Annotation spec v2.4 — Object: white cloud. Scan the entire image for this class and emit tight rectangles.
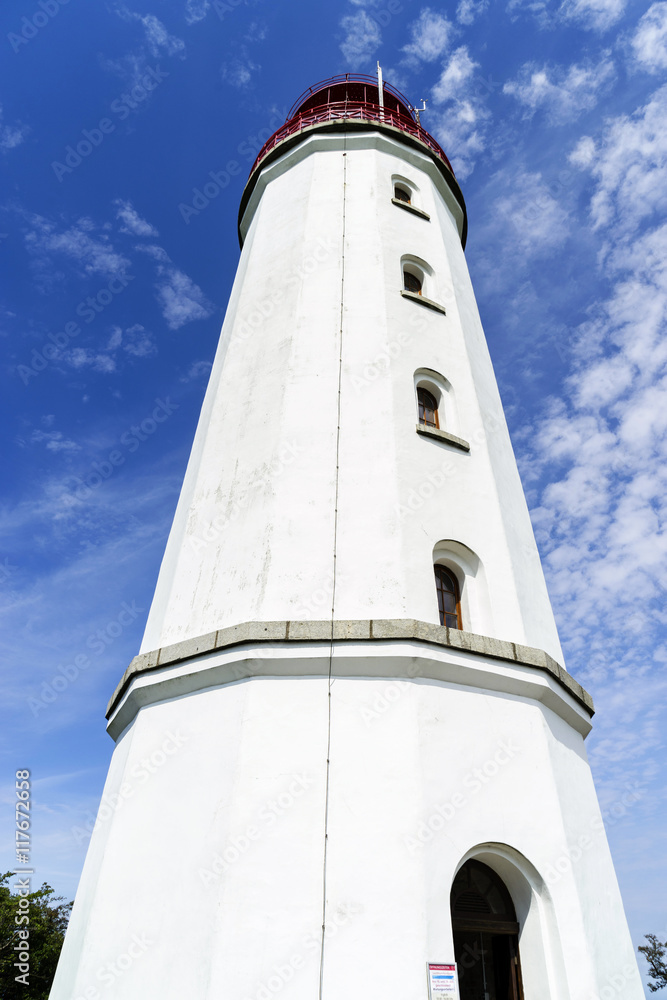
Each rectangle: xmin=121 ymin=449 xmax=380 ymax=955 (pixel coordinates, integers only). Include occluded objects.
xmin=122 ymin=323 xmax=156 ymax=356
xmin=492 ymin=170 xmax=572 ymax=254
xmin=508 ymin=0 xmax=626 ymax=31
xmin=245 ymin=21 xmax=268 ymax=43
xmin=0 ymin=105 xmax=29 ymax=151
xmin=135 ymin=243 xmax=170 ymax=262
xmin=517 ymin=90 xmax=667 ymax=743
xmin=106 ymin=323 xmax=157 ymax=357
xmin=401 ymin=9 xmax=453 ymax=66
xmin=155 ymin=268 xmax=213 ymax=329
xmin=99 ymin=51 xmax=150 ymax=89
xmin=340 ymin=11 xmax=382 ymax=68
xmin=41 ymin=322 xmax=158 ymax=374
xmin=114 ymin=199 xmax=158 ymax=237
xmin=504 ymin=54 xmax=615 ymax=123
xmin=558 ymin=0 xmax=626 ymax=30
xmin=568 ymin=84 xmax=667 ymax=232
xmin=630 ymin=1 xmax=667 ymax=73
xmin=65 ymin=348 xmax=117 ymax=373
xmin=185 ymin=0 xmax=210 ymax=23
xmin=430 ymin=47 xmax=491 ymax=179
xmin=24 ymin=216 xmax=130 ymax=278
xmin=181 ymin=359 xmax=212 ymax=382
xmin=29 ymin=431 xmax=81 ymax=453
xmin=220 ymin=55 xmax=260 ymax=88
xmin=117 ymin=7 xmax=186 ymax=57
xmin=457 ymin=0 xmax=489 ymax=23
xmin=433 ymin=44 xmax=478 ymax=101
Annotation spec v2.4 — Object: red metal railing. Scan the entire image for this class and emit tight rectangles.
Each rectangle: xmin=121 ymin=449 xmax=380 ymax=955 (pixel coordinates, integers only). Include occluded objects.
xmin=287 ymin=74 xmax=415 ymax=119
xmin=249 ymin=101 xmax=454 ymax=178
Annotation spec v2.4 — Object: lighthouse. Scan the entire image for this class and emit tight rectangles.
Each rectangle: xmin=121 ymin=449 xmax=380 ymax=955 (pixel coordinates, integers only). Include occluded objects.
xmin=51 ymin=74 xmax=643 ymax=1000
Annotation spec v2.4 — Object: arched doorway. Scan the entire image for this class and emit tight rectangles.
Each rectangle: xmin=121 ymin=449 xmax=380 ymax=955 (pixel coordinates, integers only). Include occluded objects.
xmin=451 ymin=859 xmax=524 ymax=1000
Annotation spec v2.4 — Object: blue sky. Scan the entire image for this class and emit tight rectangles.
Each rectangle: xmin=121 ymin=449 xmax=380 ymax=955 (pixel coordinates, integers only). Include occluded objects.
xmin=1 ymin=0 xmax=666 ymax=989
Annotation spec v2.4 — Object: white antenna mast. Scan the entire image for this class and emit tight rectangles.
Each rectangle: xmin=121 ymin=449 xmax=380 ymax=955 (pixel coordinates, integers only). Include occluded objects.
xmin=377 ymin=61 xmax=384 ymax=112
xmin=410 ymin=98 xmax=428 ymax=126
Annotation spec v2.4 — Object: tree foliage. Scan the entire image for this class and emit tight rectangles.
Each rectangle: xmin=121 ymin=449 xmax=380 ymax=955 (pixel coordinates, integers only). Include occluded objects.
xmin=0 ymin=873 xmax=71 ymax=999
xmin=639 ymin=934 xmax=667 ymax=992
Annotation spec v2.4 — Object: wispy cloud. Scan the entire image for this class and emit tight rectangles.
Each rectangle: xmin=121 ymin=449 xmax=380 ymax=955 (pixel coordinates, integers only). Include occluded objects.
xmin=181 ymin=359 xmax=212 ymax=382
xmin=430 ymin=46 xmax=491 ymax=178
xmin=24 ymin=216 xmax=130 ymax=278
xmin=629 ymin=1 xmax=667 ymax=74
xmin=0 ymin=105 xmax=29 ymax=151
xmin=155 ymin=267 xmax=213 ymax=329
xmin=401 ymin=8 xmax=453 ymax=66
xmin=508 ymin=0 xmax=627 ymax=32
xmin=504 ymin=53 xmax=616 ymax=123
xmin=185 ymin=0 xmax=210 ymax=24
xmin=569 ymin=83 xmax=667 ymax=231
xmin=220 ymin=54 xmax=260 ymax=88
xmin=114 ymin=199 xmax=159 ymax=237
xmin=115 ymin=6 xmax=186 ymax=57
xmin=558 ymin=0 xmax=626 ymax=31
xmin=340 ymin=10 xmax=382 ymax=68
xmin=28 ymin=430 xmax=81 ymax=453
xmin=457 ymin=0 xmax=489 ymax=24
xmin=513 ymin=85 xmax=667 ymax=798
xmin=57 ymin=323 xmax=157 ymax=373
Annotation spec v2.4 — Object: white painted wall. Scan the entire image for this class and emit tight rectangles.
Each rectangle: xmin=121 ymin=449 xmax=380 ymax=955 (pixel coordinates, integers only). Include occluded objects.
xmin=50 ymin=646 xmax=643 ymax=1000
xmin=140 ymin=132 xmax=563 ymax=665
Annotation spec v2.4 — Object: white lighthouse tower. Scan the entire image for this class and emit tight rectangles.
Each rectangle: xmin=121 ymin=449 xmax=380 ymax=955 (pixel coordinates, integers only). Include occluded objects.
xmin=51 ymin=74 xmax=643 ymax=1000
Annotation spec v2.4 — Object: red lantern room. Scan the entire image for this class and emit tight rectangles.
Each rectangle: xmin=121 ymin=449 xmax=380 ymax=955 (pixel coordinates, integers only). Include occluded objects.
xmin=240 ymin=72 xmax=467 ymax=247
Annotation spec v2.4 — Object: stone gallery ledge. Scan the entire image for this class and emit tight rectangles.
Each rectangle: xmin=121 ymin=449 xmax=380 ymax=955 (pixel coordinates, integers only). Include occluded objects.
xmin=108 ymin=619 xmax=593 ymax=719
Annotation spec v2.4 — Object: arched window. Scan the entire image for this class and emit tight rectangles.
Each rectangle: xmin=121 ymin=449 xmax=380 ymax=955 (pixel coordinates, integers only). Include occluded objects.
xmin=403 ymin=269 xmax=422 ymax=295
xmin=394 ymin=184 xmax=411 ymax=204
xmin=418 ymin=387 xmax=439 ymax=428
xmin=451 ymin=860 xmax=524 ymax=1000
xmin=434 ymin=564 xmax=461 ymax=629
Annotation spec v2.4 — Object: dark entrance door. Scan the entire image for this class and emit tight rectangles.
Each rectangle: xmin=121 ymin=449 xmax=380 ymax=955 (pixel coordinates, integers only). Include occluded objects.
xmin=450 ymin=860 xmax=524 ymax=1000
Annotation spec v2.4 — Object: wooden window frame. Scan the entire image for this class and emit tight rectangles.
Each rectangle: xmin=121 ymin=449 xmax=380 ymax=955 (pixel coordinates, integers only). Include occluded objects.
xmin=403 ymin=269 xmax=422 ymax=295
xmin=434 ymin=563 xmax=461 ymax=629
xmin=417 ymin=386 xmax=439 ymax=429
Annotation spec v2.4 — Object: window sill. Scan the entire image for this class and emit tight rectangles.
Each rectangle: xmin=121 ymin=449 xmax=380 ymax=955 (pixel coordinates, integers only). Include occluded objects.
xmin=391 ymin=198 xmax=431 ymax=221
xmin=401 ymin=289 xmax=447 ymax=315
xmin=416 ymin=424 xmax=470 ymax=452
